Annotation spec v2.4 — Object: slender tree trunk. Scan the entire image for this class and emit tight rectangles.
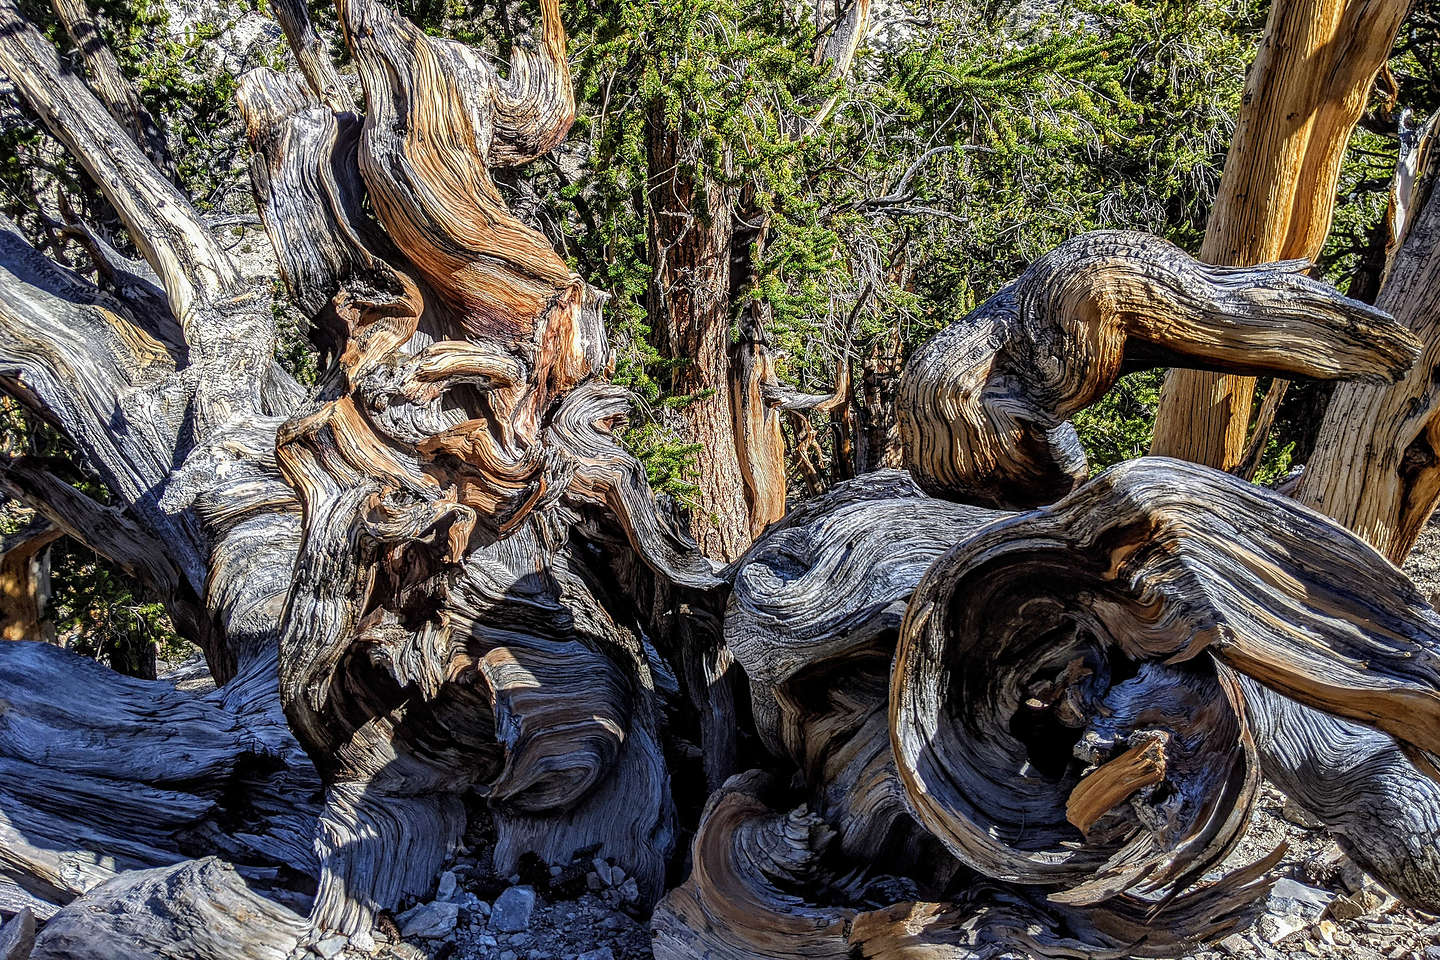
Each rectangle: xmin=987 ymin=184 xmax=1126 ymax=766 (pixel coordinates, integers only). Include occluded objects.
xmin=1149 ymin=0 xmax=1409 ymax=468
xmin=0 ymin=518 xmax=58 ymax=643
xmin=856 ymin=323 xmax=903 ymax=472
xmin=49 ymin=0 xmax=176 ymax=180
xmin=646 ymin=116 xmax=754 ymax=561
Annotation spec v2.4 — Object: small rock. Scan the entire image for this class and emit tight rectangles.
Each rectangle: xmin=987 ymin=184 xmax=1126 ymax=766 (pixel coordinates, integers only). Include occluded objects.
xmin=1313 ymin=920 xmax=1337 ymax=946
xmin=550 ymin=865 xmax=563 ymax=877
xmin=313 ymin=935 xmax=348 ymax=959
xmin=1327 ymin=894 xmax=1367 ymax=922
xmin=591 ymin=858 xmax=614 ymax=886
xmin=1218 ymin=933 xmax=1251 ymax=956
xmin=492 ymin=885 xmax=537 ymax=933
xmin=576 ymin=949 xmax=615 ymax=960
xmin=509 ymin=933 xmax=532 ymax=946
xmin=397 ymin=900 xmax=460 ymax=939
xmin=474 ymin=899 xmax=492 ymax=918
xmin=436 ymin=869 xmax=458 ymax=902
xmin=0 ymin=908 xmax=36 ymax=960
xmin=477 ymin=934 xmax=498 ymax=948
xmin=1337 ymin=857 xmax=1376 ymax=896
xmin=1259 ymin=913 xmax=1306 ymax=945
xmin=1268 ymin=878 xmax=1334 ymax=920
xmin=500 ymin=952 xmax=518 ymax=960
xmin=1280 ymin=798 xmax=1325 ymax=830
xmin=586 ymin=873 xmax=602 ymax=892
xmin=616 ymin=877 xmax=640 ymax=903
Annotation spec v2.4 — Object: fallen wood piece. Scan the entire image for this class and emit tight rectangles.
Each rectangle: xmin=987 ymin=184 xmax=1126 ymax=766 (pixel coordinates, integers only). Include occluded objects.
xmin=29 ymin=859 xmax=305 ymax=960
xmin=0 ymin=641 xmax=319 ymax=905
xmin=898 ymin=230 xmax=1419 ymax=509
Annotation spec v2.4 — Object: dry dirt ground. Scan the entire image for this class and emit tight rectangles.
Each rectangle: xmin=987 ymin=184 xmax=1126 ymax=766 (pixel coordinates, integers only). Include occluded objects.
xmin=323 ymin=523 xmax=1440 ymax=960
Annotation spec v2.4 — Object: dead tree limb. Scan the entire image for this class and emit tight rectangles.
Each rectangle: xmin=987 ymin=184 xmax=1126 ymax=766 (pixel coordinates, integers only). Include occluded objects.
xmin=897 ymin=230 xmax=1417 ymax=509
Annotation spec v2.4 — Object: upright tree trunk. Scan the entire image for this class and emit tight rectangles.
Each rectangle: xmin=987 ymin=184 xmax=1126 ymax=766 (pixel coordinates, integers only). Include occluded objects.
xmin=0 ymin=518 xmax=58 ymax=643
xmin=646 ymin=118 xmax=754 ymax=561
xmin=1296 ymin=123 xmax=1440 ymax=563
xmin=643 ymin=0 xmax=872 ymax=561
xmin=1148 ymin=0 xmax=1408 ymax=468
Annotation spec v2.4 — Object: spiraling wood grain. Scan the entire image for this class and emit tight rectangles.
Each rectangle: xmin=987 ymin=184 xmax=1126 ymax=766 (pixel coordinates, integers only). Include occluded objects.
xmin=892 ymin=457 xmax=1440 ymax=908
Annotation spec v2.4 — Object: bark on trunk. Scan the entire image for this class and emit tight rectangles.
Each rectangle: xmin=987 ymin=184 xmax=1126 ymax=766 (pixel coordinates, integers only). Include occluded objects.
xmin=0 ymin=519 xmax=57 ymax=644
xmin=1148 ymin=0 xmax=1409 ymax=469
xmin=1296 ymin=119 xmax=1440 ymax=563
xmin=646 ymin=120 xmax=752 ymax=561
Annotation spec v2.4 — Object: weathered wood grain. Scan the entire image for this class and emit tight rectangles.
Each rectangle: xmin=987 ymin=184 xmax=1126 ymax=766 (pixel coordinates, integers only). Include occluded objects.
xmin=1298 ymin=122 xmax=1440 ymax=563
xmin=898 ymin=230 xmax=1416 ymax=509
xmin=29 ymin=859 xmax=306 ymax=960
xmin=892 ymin=458 xmax=1440 ymax=908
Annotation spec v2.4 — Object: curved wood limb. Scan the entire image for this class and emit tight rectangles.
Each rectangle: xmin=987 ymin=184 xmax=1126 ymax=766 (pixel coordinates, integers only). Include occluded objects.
xmin=899 ymin=230 xmax=1419 ymax=509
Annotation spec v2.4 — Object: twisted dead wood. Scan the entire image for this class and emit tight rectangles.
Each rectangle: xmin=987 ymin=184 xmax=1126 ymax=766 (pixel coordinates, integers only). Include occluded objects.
xmin=898 ymin=230 xmax=1418 ymax=509
xmin=652 ymin=769 xmax=1278 ymax=960
xmin=669 ymin=457 xmax=1440 ymax=958
xmin=238 ymin=0 xmax=719 ymax=940
xmin=892 ymin=458 xmax=1440 ymax=906
xmin=4 ymin=0 xmax=1440 ymax=953
xmin=725 ymin=470 xmax=1001 ymax=884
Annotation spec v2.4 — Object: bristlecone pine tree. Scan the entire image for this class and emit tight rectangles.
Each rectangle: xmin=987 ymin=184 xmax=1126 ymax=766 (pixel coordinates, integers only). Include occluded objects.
xmin=2 ymin=0 xmax=1440 ymax=957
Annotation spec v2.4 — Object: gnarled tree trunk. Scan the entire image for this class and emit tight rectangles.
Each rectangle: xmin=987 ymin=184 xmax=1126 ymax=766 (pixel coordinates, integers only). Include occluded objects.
xmin=2 ymin=0 xmax=1440 ymax=957
xmin=1297 ymin=119 xmax=1440 ymax=563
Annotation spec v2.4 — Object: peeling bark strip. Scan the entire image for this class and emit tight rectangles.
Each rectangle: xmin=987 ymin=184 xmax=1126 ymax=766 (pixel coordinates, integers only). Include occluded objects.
xmin=897 ymin=230 xmax=1417 ymax=509
xmin=1149 ymin=0 xmax=1410 ymax=469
